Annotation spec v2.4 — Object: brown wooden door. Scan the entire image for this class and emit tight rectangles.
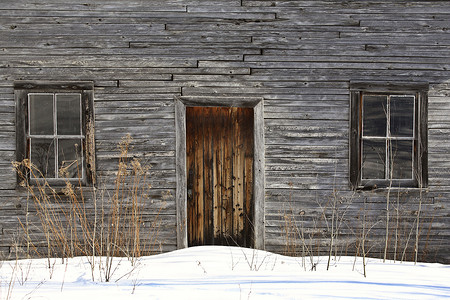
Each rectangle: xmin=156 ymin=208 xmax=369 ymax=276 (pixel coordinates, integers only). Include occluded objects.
xmin=186 ymin=107 xmax=254 ymax=247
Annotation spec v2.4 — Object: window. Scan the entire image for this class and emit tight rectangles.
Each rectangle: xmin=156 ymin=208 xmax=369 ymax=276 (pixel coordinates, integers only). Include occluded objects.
xmin=15 ymin=82 xmax=95 ymax=185
xmin=350 ymin=82 xmax=428 ymax=189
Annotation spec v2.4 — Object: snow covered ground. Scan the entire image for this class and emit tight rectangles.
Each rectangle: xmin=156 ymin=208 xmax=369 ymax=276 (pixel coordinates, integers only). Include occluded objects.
xmin=1 ymin=246 xmax=449 ymax=299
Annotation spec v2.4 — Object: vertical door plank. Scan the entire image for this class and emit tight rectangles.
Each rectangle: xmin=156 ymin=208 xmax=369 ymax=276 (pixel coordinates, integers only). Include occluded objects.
xmin=213 ymin=107 xmax=221 ymax=242
xmin=220 ymin=108 xmax=228 ymax=242
xmin=243 ymin=108 xmax=254 ymax=247
xmin=190 ymin=107 xmax=197 ymax=245
xmin=195 ymin=107 xmax=204 ymax=245
xmin=231 ymin=107 xmax=239 ymax=243
xmin=187 ymin=106 xmax=254 ymax=247
xmin=234 ymin=107 xmax=245 ymax=244
xmin=203 ymin=107 xmax=213 ymax=243
xmin=224 ymin=108 xmax=234 ymax=243
xmin=192 ymin=107 xmax=200 ymax=245
xmin=186 ymin=107 xmax=195 ymax=245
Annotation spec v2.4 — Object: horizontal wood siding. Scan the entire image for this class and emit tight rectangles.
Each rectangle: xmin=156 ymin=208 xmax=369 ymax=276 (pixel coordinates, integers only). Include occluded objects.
xmin=0 ymin=0 xmax=449 ymax=263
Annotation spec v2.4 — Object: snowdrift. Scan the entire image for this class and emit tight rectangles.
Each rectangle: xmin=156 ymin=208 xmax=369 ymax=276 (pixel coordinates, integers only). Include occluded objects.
xmin=1 ymin=246 xmax=449 ymax=299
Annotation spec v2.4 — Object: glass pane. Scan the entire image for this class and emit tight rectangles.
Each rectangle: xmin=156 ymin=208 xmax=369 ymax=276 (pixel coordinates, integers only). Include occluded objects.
xmin=390 ymin=96 xmax=414 ymax=137
xmin=390 ymin=140 xmax=413 ymax=179
xmin=58 ymin=139 xmax=83 ymax=179
xmin=362 ymin=139 xmax=386 ymax=179
xmin=30 ymin=138 xmax=55 ymax=178
xmin=57 ymin=94 xmax=81 ymax=135
xmin=29 ymin=94 xmax=54 ymax=135
xmin=363 ymin=95 xmax=387 ymax=137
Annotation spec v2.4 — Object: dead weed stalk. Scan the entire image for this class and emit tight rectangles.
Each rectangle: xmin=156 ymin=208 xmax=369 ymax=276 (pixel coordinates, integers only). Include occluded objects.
xmin=12 ymin=135 xmax=161 ymax=282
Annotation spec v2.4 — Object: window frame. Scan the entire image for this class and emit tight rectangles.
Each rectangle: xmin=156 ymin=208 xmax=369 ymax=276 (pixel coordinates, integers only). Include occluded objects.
xmin=349 ymin=82 xmax=428 ymax=190
xmin=15 ymin=81 xmax=96 ymax=186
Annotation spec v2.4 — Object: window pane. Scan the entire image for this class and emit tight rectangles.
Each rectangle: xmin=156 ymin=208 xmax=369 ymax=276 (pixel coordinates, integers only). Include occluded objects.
xmin=390 ymin=140 xmax=413 ymax=179
xmin=57 ymin=94 xmax=81 ymax=135
xmin=362 ymin=139 xmax=386 ymax=179
xmin=30 ymin=138 xmax=55 ymax=178
xmin=390 ymin=96 xmax=414 ymax=137
xmin=29 ymin=94 xmax=54 ymax=135
xmin=58 ymin=139 xmax=82 ymax=179
xmin=363 ymin=95 xmax=387 ymax=137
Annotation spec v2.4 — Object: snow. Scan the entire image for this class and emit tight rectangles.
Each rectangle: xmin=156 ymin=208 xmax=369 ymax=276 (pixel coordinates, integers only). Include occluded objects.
xmin=1 ymin=246 xmax=449 ymax=299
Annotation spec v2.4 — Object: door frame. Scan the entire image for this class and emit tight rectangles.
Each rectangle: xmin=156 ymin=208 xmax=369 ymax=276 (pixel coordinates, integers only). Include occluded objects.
xmin=175 ymin=96 xmax=265 ymax=250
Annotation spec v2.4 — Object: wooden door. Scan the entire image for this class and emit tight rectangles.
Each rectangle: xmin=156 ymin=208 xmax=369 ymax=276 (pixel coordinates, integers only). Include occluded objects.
xmin=186 ymin=107 xmax=254 ymax=247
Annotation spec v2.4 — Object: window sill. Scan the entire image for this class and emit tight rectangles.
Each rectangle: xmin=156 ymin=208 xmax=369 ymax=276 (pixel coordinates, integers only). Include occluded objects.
xmin=16 ymin=181 xmax=96 ymax=196
xmin=355 ymin=179 xmax=426 ymax=191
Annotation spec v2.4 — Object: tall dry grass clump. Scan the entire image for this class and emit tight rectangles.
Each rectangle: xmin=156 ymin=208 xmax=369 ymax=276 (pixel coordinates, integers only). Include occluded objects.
xmin=12 ymin=135 xmax=160 ymax=270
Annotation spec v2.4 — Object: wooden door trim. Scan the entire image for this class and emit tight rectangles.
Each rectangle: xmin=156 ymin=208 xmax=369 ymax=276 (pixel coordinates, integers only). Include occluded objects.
xmin=175 ymin=96 xmax=265 ymax=250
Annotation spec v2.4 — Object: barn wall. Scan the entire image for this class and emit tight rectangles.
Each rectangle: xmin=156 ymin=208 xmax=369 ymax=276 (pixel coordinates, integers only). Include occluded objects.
xmin=0 ymin=0 xmax=449 ymax=263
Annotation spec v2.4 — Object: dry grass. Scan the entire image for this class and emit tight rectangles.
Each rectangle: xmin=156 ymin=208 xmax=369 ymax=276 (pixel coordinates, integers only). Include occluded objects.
xmin=280 ymin=185 xmax=433 ymax=274
xmin=11 ymin=135 xmax=162 ymax=274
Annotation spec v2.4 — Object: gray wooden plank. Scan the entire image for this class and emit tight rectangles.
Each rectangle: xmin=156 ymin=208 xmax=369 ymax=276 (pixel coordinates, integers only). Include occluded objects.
xmin=198 ymin=60 xmax=450 ymax=71
xmin=340 ymin=32 xmax=450 ymax=44
xmin=0 ymin=46 xmax=261 ymax=56
xmin=1 ymin=23 xmax=166 ymax=36
xmin=183 ymin=86 xmax=349 ymax=95
xmin=0 ymin=2 xmax=187 ymax=12
xmin=97 ymin=156 xmax=175 ymax=171
xmin=1 ymin=55 xmax=198 ymax=68
xmin=263 ymin=47 xmax=450 ymax=58
xmin=0 ymin=10 xmax=275 ymax=20
xmin=166 ymin=23 xmax=364 ymax=33
xmin=245 ymin=55 xmax=448 ymax=65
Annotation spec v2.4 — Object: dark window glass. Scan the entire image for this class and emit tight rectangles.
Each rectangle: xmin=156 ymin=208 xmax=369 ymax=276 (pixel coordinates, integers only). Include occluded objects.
xmin=29 ymin=94 xmax=53 ymax=135
xmin=363 ymin=95 xmax=387 ymax=137
xmin=30 ymin=138 xmax=55 ymax=178
xmin=362 ymin=139 xmax=386 ymax=179
xmin=390 ymin=96 xmax=414 ymax=137
xmin=58 ymin=139 xmax=82 ymax=178
xmin=390 ymin=140 xmax=413 ymax=179
xmin=57 ymin=94 xmax=81 ymax=135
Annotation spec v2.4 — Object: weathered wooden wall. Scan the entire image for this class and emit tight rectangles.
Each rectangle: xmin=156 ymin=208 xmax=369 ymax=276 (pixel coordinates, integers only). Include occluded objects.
xmin=0 ymin=0 xmax=449 ymax=263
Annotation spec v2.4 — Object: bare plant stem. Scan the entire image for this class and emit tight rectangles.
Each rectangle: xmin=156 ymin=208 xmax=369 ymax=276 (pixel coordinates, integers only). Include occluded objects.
xmin=384 ymin=187 xmax=390 ymax=263
xmin=384 ymin=143 xmax=394 ymax=263
xmin=401 ymin=218 xmax=416 ymax=262
xmin=361 ymin=197 xmax=367 ymax=277
xmin=327 ymin=190 xmax=336 ymax=270
xmin=12 ymin=134 xmax=156 ymax=283
xmin=415 ymin=184 xmax=423 ymax=264
xmin=394 ymin=190 xmax=400 ymax=262
xmin=25 ymin=191 xmax=30 ymax=258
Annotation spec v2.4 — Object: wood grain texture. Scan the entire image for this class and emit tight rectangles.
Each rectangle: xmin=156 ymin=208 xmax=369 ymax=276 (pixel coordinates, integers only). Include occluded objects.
xmin=186 ymin=107 xmax=254 ymax=247
xmin=0 ymin=0 xmax=449 ymax=263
